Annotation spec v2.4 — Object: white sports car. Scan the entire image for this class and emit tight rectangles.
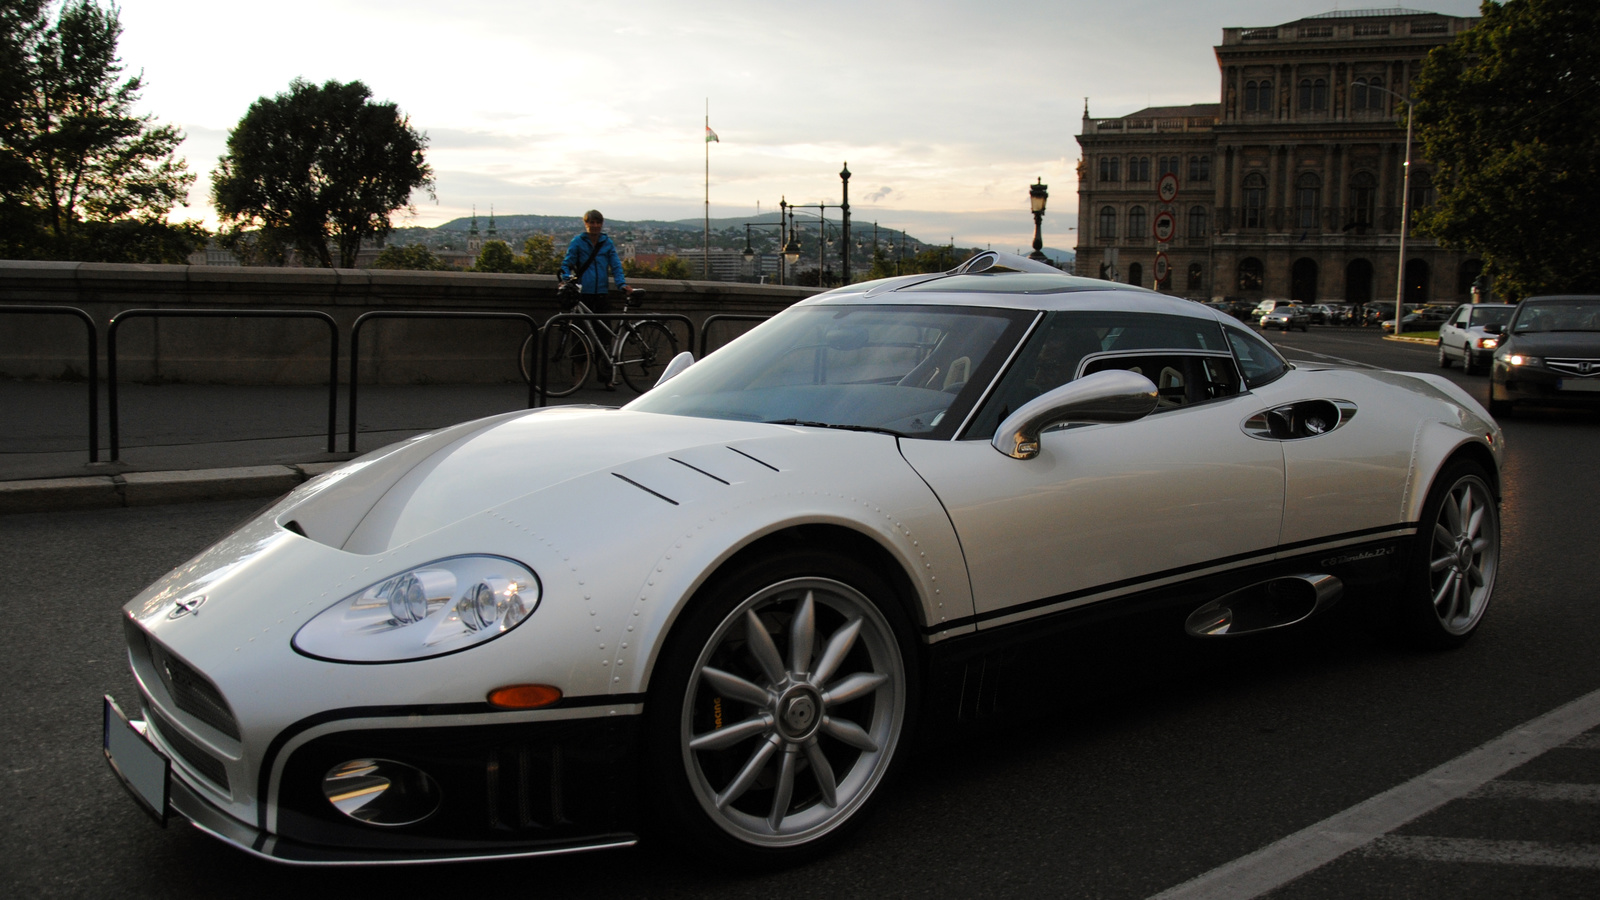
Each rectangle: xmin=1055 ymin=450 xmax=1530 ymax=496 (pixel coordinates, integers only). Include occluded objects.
xmin=103 ymin=252 xmax=1503 ymax=867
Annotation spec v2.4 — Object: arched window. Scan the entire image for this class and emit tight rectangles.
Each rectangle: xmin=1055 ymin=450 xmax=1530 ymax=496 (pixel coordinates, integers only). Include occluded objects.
xmin=1099 ymin=206 xmax=1117 ymax=240
xmin=1296 ymin=173 xmax=1321 ymax=229
xmin=1187 ymin=263 xmax=1204 ymax=291
xmin=1242 ymin=173 xmax=1266 ymax=228
xmin=1128 ymin=262 xmax=1143 ymax=286
xmin=1128 ymin=206 xmax=1147 ymax=239
xmin=1350 ymin=171 xmax=1376 ymax=228
xmin=1364 ymin=76 xmax=1384 ymax=110
xmin=1237 ymin=257 xmax=1264 ymax=292
xmin=1188 ymin=205 xmax=1207 ymax=238
xmin=1298 ymin=78 xmax=1328 ymax=112
xmin=1188 ymin=155 xmax=1211 ymax=182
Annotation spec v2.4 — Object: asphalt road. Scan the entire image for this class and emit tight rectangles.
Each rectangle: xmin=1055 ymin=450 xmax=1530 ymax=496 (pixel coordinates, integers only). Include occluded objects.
xmin=3 ymin=327 xmax=1599 ymax=898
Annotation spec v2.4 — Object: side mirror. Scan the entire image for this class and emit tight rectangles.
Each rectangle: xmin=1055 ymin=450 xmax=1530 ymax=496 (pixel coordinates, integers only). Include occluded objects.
xmin=991 ymin=370 xmax=1159 ymax=459
xmin=653 ymin=350 xmax=696 ymax=388
xmin=1483 ymin=323 xmax=1505 ymax=335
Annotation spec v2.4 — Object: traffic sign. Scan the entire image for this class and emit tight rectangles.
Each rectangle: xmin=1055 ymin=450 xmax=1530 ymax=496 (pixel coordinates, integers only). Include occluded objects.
xmin=1153 ymin=211 xmax=1176 ymax=243
xmin=1154 ymin=252 xmax=1170 ymax=284
xmin=1158 ymin=172 xmax=1179 ymax=203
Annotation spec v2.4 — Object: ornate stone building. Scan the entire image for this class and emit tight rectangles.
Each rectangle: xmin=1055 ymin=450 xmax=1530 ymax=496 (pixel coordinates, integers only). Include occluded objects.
xmin=1075 ymin=8 xmax=1482 ymax=306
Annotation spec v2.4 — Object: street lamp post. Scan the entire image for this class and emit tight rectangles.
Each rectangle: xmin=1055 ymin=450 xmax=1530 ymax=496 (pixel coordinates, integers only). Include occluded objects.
xmin=1369 ymin=83 xmax=1416 ymax=335
xmin=840 ymin=163 xmax=852 ymax=284
xmin=1028 ymin=178 xmax=1050 ymax=262
xmin=740 ymin=220 xmax=786 ymax=284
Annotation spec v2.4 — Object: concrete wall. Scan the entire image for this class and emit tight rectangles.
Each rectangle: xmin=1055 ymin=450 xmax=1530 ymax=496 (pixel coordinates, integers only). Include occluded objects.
xmin=0 ymin=261 xmax=817 ymax=384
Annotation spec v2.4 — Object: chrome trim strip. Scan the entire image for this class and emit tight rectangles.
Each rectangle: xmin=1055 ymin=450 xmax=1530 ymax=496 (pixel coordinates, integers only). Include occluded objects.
xmin=953 ymin=311 xmax=1045 ymax=441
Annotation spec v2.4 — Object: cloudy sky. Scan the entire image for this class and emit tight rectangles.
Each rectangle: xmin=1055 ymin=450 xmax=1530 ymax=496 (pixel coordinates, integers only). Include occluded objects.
xmin=118 ymin=0 xmax=1484 ymax=249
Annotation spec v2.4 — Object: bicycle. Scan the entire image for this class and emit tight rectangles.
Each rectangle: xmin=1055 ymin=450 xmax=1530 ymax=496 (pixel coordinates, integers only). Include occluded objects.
xmin=520 ymin=286 xmax=679 ymax=397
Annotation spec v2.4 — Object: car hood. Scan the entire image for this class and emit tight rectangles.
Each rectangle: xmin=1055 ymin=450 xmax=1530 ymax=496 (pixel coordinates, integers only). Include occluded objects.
xmin=1501 ymin=331 xmax=1600 ymax=356
xmin=281 ymin=406 xmax=814 ymax=554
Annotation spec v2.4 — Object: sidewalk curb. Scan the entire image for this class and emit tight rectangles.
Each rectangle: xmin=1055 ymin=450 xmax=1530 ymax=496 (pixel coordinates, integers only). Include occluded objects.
xmin=0 ymin=462 xmax=343 ymax=515
xmin=1384 ymin=334 xmax=1439 ymax=345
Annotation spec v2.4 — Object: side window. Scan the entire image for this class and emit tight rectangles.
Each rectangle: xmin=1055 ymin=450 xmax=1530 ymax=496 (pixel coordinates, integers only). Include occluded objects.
xmin=1452 ymin=308 xmax=1469 ymax=327
xmin=1223 ymin=325 xmax=1290 ymax=388
xmin=963 ymin=312 xmax=1239 ymax=439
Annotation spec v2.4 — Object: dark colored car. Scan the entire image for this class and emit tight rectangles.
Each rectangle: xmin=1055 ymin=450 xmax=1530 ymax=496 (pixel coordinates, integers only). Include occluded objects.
xmin=1489 ymin=295 xmax=1600 ymax=417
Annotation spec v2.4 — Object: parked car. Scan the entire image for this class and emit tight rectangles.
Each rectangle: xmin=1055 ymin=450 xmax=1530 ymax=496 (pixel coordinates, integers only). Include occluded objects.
xmin=1489 ymin=294 xmax=1600 ymax=416
xmin=1304 ymin=304 xmax=1336 ymax=325
xmin=103 ymin=251 xmax=1503 ymax=867
xmin=1437 ymin=303 xmax=1516 ymax=374
xmin=1382 ymin=312 xmax=1425 ymax=332
xmin=1261 ymin=305 xmax=1311 ymax=331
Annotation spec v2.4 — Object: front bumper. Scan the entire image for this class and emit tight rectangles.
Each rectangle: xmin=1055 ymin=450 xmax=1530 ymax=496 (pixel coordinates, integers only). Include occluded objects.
xmin=1493 ymin=365 xmax=1600 ymax=407
xmin=105 ymin=693 xmax=644 ymax=865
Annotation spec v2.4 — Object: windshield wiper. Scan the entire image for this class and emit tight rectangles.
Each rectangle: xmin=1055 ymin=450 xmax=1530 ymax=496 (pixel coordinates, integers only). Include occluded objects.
xmin=764 ymin=418 xmax=905 ymax=437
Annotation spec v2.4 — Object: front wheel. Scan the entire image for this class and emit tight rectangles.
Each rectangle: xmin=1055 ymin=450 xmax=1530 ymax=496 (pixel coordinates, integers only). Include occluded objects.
xmin=1437 ymin=341 xmax=1452 ymax=368
xmin=646 ymin=551 xmax=917 ymax=864
xmin=1398 ymin=460 xmax=1499 ymax=649
xmin=619 ymin=321 xmax=680 ymax=392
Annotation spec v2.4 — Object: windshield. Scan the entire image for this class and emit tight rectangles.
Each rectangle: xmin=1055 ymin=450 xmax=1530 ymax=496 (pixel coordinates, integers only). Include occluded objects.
xmin=627 ymin=304 xmax=1033 ymax=439
xmin=1469 ymin=307 xmax=1514 ymax=328
xmin=1511 ymin=298 xmax=1600 ymax=333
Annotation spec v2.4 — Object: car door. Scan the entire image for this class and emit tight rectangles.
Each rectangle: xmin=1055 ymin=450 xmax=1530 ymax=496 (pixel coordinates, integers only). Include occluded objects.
xmin=898 ymin=311 xmax=1285 ymax=628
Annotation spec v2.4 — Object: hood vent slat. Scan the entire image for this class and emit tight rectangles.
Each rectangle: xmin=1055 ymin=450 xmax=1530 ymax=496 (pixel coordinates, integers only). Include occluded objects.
xmin=612 ymin=473 xmax=679 ymax=506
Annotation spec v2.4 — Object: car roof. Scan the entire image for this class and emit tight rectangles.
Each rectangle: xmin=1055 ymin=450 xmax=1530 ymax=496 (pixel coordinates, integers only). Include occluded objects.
xmin=796 ymin=251 xmax=1226 ymax=322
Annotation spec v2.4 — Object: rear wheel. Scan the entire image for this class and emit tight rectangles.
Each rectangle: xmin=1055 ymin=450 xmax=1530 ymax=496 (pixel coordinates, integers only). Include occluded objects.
xmin=619 ymin=322 xmax=679 ymax=392
xmin=1398 ymin=460 xmax=1498 ymax=649
xmin=527 ymin=321 xmax=591 ymax=397
xmin=646 ymin=550 xmax=917 ymax=864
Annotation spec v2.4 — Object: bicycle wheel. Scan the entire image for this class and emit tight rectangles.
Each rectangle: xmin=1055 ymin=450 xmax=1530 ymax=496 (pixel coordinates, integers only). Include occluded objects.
xmin=619 ymin=321 xmax=680 ymax=392
xmin=538 ymin=321 xmax=591 ymax=397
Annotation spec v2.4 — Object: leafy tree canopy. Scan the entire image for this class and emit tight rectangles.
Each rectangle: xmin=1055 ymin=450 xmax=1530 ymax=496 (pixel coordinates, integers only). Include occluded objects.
xmin=1413 ymin=0 xmax=1600 ymax=297
xmin=472 ymin=239 xmax=517 ymax=273
xmin=212 ymin=78 xmax=433 ymax=268
xmin=373 ymin=242 xmax=452 ymax=271
xmin=0 ymin=0 xmax=201 ymax=262
xmin=624 ymin=255 xmax=692 ymax=279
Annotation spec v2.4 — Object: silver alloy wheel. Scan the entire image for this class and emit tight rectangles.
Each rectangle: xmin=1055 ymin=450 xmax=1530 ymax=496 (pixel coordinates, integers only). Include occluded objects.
xmin=679 ymin=577 xmax=905 ymax=847
xmin=1427 ymin=473 xmax=1498 ymax=635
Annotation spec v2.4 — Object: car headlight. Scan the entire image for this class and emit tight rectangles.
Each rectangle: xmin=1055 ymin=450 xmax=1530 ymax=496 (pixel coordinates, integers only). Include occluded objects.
xmin=1507 ymin=354 xmax=1540 ymax=366
xmin=293 ymin=556 xmax=540 ymax=662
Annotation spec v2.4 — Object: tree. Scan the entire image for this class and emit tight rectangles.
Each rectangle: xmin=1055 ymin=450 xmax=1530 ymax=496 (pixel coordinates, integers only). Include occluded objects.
xmin=212 ymin=78 xmax=433 ymax=268
xmin=0 ymin=0 xmax=201 ymax=262
xmin=1412 ymin=0 xmax=1600 ymax=297
xmin=472 ymin=239 xmax=517 ymax=273
xmin=623 ymin=254 xmax=693 ymax=279
xmin=520 ymin=234 xmax=562 ymax=274
xmin=373 ymin=242 xmax=452 ymax=271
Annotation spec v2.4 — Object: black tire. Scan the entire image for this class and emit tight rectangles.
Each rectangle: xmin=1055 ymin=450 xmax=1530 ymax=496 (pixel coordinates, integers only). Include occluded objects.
xmin=527 ymin=321 xmax=591 ymax=397
xmin=618 ymin=321 xmax=679 ymax=393
xmin=645 ymin=549 xmax=919 ymax=865
xmin=1463 ymin=350 xmax=1482 ymax=376
xmin=1397 ymin=460 xmax=1499 ymax=650
xmin=1437 ymin=340 xmax=1452 ymax=369
xmin=1487 ymin=381 xmax=1513 ymax=418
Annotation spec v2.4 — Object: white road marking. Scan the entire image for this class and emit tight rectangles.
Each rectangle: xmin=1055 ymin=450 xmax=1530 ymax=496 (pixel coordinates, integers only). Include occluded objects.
xmin=1362 ymin=835 xmax=1600 ymax=870
xmin=1146 ymin=687 xmax=1600 ymax=900
xmin=1565 ymin=733 xmax=1600 ymax=750
xmin=1469 ymin=781 xmax=1600 ymax=802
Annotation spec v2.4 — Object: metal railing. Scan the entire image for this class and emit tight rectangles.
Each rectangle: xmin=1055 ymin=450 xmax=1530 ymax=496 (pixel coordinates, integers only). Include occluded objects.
xmin=533 ymin=313 xmax=694 ymax=408
xmin=0 ymin=305 xmax=99 ymax=462
xmin=698 ymin=314 xmax=771 ymax=358
xmin=107 ymin=309 xmax=339 ymax=462
xmin=347 ymin=310 xmax=540 ymax=453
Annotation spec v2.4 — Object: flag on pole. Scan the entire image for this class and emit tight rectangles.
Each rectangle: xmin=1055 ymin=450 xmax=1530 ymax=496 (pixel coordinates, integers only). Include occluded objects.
xmin=705 ymin=125 xmax=719 ymax=143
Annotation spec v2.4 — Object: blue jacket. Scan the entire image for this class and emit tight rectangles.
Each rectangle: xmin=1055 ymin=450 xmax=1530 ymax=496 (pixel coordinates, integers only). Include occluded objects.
xmin=561 ymin=233 xmax=627 ymax=295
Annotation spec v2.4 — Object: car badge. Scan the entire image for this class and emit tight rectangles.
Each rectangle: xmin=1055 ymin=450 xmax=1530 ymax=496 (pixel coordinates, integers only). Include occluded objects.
xmin=1581 ymin=361 xmax=1593 ymax=375
xmin=168 ymin=595 xmax=206 ymax=619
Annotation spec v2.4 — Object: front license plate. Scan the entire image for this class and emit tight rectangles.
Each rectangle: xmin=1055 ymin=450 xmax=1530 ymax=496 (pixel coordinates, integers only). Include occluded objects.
xmin=103 ymin=695 xmax=169 ymax=825
xmin=1558 ymin=378 xmax=1600 ymax=392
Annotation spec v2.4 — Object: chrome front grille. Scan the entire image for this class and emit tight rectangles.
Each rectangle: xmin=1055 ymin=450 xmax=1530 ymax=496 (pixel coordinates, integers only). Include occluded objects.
xmin=1546 ymin=358 xmax=1600 ymax=377
xmin=143 ymin=634 xmax=241 ymax=740
xmin=150 ymin=708 xmax=231 ymax=791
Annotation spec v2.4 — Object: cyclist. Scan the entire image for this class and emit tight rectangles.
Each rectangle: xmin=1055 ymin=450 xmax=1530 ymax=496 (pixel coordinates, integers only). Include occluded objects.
xmin=561 ymin=209 xmax=633 ymax=314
